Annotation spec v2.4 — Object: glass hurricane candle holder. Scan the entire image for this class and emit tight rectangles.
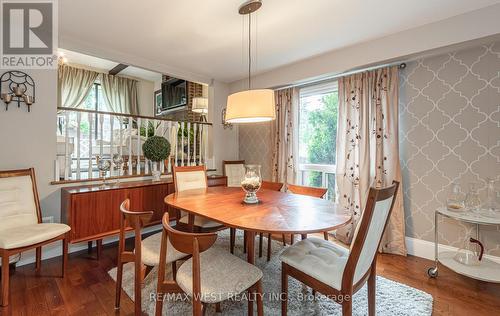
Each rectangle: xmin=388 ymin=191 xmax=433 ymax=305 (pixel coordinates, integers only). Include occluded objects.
xmin=241 ymin=164 xmax=262 ymax=204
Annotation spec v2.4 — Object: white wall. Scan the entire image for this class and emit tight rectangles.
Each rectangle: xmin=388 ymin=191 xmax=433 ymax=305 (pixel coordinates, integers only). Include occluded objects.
xmin=208 ymin=80 xmax=239 ymax=173
xmin=229 ymin=4 xmax=500 ymax=91
xmin=136 ymin=78 xmax=155 ymax=116
xmin=0 ymin=68 xmax=61 ymax=263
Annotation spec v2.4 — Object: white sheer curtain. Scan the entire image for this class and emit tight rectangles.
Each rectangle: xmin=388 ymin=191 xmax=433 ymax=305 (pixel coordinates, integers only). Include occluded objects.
xmin=335 ymin=66 xmax=407 ymax=255
xmin=100 ymin=74 xmax=139 ymax=115
xmin=58 ymin=64 xmax=99 ymax=108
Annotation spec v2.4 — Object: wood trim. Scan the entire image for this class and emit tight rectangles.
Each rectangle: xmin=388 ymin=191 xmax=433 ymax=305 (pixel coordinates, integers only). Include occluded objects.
xmin=57 ymin=107 xmax=213 ymax=126
xmin=108 ymin=63 xmax=128 ymax=75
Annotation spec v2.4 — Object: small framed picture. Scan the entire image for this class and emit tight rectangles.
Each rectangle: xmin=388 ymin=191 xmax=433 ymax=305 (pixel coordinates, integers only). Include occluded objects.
xmin=154 ymin=89 xmax=162 ymax=115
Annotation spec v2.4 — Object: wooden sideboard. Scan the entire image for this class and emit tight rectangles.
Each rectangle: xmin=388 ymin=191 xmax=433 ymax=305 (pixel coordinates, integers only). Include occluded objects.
xmin=61 ymin=175 xmax=227 ymax=257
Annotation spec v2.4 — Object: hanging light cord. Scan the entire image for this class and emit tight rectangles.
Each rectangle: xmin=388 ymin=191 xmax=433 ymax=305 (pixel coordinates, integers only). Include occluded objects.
xmin=248 ymin=12 xmax=252 ymax=91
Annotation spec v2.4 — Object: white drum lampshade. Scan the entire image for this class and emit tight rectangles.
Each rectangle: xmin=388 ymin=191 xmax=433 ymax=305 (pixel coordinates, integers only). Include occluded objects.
xmin=192 ymin=97 xmax=208 ymax=114
xmin=225 ymin=89 xmax=275 ymax=123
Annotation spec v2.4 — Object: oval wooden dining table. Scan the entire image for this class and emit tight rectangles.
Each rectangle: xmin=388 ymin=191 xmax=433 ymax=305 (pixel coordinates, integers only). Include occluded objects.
xmin=165 ymin=186 xmax=351 ymax=264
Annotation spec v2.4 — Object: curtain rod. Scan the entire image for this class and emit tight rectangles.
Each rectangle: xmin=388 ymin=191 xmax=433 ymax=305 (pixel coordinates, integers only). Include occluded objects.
xmin=273 ymin=61 xmax=407 ymax=91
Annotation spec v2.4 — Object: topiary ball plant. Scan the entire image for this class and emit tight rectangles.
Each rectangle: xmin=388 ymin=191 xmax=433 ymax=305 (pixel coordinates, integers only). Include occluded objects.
xmin=142 ymin=136 xmax=171 ymax=162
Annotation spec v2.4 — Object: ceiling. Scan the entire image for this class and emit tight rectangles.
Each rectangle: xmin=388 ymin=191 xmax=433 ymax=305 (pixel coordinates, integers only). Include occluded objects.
xmin=59 ymin=0 xmax=500 ymax=83
xmin=59 ymin=49 xmax=163 ymax=82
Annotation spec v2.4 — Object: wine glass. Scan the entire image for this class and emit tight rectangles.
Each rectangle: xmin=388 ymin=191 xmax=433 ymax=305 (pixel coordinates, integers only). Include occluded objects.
xmin=112 ymin=154 xmax=124 ymax=180
xmin=96 ymin=155 xmax=111 ymax=185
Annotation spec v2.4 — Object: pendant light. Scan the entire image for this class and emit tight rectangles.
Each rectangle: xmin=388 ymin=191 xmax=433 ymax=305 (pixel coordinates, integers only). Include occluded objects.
xmin=225 ymin=0 xmax=275 ymax=124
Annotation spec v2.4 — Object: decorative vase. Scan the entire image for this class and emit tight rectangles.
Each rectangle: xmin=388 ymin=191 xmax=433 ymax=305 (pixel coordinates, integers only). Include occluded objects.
xmin=241 ymin=164 xmax=262 ymax=204
xmin=151 ymin=161 xmax=161 ymax=181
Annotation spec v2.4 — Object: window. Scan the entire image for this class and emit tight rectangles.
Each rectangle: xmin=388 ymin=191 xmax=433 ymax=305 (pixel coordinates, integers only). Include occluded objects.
xmin=81 ymin=82 xmax=110 ymax=112
xmin=297 ymin=81 xmax=338 ymax=200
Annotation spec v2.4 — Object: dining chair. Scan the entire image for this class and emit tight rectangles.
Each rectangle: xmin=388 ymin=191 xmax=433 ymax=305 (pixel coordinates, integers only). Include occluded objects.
xmin=0 ymin=168 xmax=70 ymax=307
xmin=280 ymin=181 xmax=399 ymax=316
xmin=223 ymin=160 xmax=246 ymax=187
xmin=172 ymin=165 xmax=225 ymax=232
xmin=115 ymin=199 xmax=188 ymax=315
xmin=155 ymin=213 xmax=264 ymax=316
xmin=223 ymin=160 xmax=246 ymax=254
xmin=286 ymin=183 xmax=329 ymax=242
xmin=256 ymin=181 xmax=285 ymax=261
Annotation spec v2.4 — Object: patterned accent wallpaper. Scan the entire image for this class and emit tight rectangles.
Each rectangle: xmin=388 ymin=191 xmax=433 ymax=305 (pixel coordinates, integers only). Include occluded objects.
xmin=239 ymin=122 xmax=273 ymax=180
xmin=240 ymin=41 xmax=500 ymax=254
xmin=400 ymin=41 xmax=500 ymax=255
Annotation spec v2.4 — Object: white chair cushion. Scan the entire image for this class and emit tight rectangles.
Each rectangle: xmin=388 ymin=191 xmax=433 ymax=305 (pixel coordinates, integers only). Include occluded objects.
xmin=280 ymin=237 xmax=350 ymax=290
xmin=179 ymin=215 xmax=222 ymax=229
xmin=141 ymin=232 xmax=187 ymax=266
xmin=0 ymin=223 xmax=70 ymax=249
xmin=176 ymin=247 xmax=263 ymax=303
xmin=0 ymin=175 xmax=38 ymax=231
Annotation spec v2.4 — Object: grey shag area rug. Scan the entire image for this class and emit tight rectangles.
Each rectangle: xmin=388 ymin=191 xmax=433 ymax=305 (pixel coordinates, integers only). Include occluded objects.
xmin=109 ymin=230 xmax=433 ymax=315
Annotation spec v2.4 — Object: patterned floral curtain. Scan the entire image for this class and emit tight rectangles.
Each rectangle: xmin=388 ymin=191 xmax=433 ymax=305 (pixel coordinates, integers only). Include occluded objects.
xmin=271 ymin=88 xmax=298 ymax=184
xmin=335 ymin=66 xmax=407 ymax=255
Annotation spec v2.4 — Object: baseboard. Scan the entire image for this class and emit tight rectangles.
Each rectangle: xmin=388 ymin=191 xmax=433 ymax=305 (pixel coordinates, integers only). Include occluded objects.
xmin=405 ymin=236 xmax=500 ymax=264
xmin=15 ymin=233 xmax=500 ymax=267
xmin=16 ymin=224 xmax=162 ymax=267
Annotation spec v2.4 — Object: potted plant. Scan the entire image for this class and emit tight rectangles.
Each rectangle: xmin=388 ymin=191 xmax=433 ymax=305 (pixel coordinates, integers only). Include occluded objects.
xmin=142 ymin=136 xmax=171 ymax=181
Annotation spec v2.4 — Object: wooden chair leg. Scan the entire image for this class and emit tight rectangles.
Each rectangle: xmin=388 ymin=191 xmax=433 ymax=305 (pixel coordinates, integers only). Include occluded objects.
xmin=342 ymin=300 xmax=352 ymax=316
xmin=154 ymin=292 xmax=164 ymax=316
xmin=172 ymin=261 xmax=177 ymax=280
xmin=323 ymin=231 xmax=329 ymax=240
xmin=290 ymin=234 xmax=294 ymax=244
xmin=243 ymin=231 xmax=247 ymax=253
xmin=247 ymin=287 xmax=254 ymax=316
xmin=281 ymin=263 xmax=288 ymax=316
xmin=256 ymin=280 xmax=263 ymax=316
xmin=282 ymin=234 xmax=286 ymax=246
xmin=215 ymin=302 xmax=222 ymax=312
xmin=87 ymin=241 xmax=93 ymax=254
xmin=35 ymin=246 xmax=42 ymax=271
xmin=134 ymin=257 xmax=142 ymax=315
xmin=1 ymin=254 xmax=10 ymax=307
xmin=115 ymin=260 xmax=123 ymax=309
xmin=62 ymin=237 xmax=68 ymax=278
xmin=368 ymin=265 xmax=376 ymax=316
xmin=258 ymin=233 xmax=263 ymax=258
xmin=230 ymin=228 xmax=236 ymax=254
xmin=193 ymin=299 xmax=203 ymax=316
xmin=267 ymin=233 xmax=272 ymax=261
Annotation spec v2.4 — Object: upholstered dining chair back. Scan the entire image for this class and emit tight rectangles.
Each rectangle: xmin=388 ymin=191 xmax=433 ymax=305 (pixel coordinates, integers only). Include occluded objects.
xmin=222 ymin=160 xmax=245 ymax=187
xmin=173 ymin=165 xmax=208 ymax=219
xmin=342 ymin=181 xmax=399 ymax=289
xmin=0 ymin=168 xmax=41 ymax=231
xmin=173 ymin=165 xmax=208 ymax=192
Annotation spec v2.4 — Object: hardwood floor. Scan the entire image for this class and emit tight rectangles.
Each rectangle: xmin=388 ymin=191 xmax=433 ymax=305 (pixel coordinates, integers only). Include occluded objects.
xmin=1 ymin=235 xmax=499 ymax=316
